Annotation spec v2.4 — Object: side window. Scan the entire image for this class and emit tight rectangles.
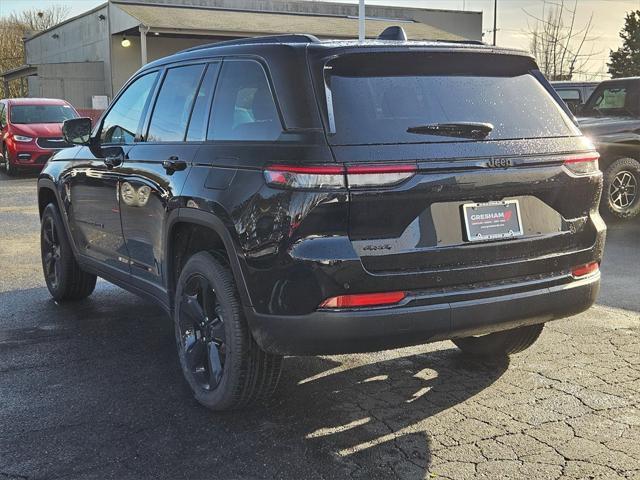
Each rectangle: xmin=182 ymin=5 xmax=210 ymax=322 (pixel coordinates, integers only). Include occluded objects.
xmin=101 ymin=72 xmax=158 ymax=144
xmin=207 ymin=60 xmax=282 ymax=141
xmin=0 ymin=104 xmax=5 ymax=128
xmin=558 ymin=89 xmax=581 ymax=102
xmin=186 ymin=63 xmax=219 ymax=142
xmin=147 ymin=64 xmax=205 ymax=142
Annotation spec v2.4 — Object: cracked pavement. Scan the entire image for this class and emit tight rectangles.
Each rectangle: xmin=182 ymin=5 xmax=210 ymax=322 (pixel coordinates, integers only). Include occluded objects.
xmin=1 ymin=172 xmax=639 ymax=480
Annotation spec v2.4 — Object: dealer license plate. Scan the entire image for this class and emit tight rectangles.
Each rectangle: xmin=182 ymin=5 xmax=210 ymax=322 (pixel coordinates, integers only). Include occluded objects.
xmin=463 ymin=200 xmax=524 ymax=242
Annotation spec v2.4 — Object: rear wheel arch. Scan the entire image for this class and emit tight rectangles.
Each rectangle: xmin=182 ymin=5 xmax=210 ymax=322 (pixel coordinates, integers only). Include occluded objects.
xmin=166 ymin=209 xmax=252 ymax=310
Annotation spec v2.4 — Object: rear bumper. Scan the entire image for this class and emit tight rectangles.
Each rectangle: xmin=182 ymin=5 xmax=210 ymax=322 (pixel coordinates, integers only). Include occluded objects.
xmin=247 ymin=272 xmax=600 ymax=355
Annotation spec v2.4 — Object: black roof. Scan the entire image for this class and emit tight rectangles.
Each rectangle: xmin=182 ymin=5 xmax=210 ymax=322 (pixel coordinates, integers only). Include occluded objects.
xmin=141 ymin=33 xmax=533 ymax=72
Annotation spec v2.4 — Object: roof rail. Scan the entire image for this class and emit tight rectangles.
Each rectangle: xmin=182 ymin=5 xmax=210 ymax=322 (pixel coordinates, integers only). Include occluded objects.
xmin=181 ymin=34 xmax=321 ymax=53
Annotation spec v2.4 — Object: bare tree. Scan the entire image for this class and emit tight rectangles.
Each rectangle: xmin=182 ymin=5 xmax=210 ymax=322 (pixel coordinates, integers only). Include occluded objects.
xmin=526 ymin=0 xmax=598 ymax=81
xmin=0 ymin=5 xmax=70 ymax=97
xmin=9 ymin=5 xmax=70 ymax=34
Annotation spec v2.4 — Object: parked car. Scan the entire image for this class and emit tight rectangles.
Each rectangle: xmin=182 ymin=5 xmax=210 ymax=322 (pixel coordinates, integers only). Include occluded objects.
xmin=0 ymin=98 xmax=78 ymax=175
xmin=577 ymin=77 xmax=640 ymax=219
xmin=38 ymin=30 xmax=605 ymax=411
xmin=551 ymin=81 xmax=599 ymax=114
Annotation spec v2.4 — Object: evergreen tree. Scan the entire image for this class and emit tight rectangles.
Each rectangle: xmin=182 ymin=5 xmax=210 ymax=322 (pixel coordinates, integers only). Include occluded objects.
xmin=609 ymin=10 xmax=640 ymax=78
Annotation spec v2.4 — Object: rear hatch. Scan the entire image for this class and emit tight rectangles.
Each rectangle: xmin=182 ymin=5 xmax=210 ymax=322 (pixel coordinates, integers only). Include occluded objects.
xmin=317 ymin=49 xmax=599 ymax=284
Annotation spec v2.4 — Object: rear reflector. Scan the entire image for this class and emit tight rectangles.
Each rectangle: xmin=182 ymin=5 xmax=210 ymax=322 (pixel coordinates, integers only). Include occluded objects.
xmin=264 ymin=164 xmax=345 ymax=189
xmin=320 ymin=291 xmax=406 ymax=309
xmin=571 ymin=262 xmax=599 ymax=278
xmin=346 ymin=163 xmax=417 ymax=188
xmin=564 ymin=154 xmax=599 ymax=175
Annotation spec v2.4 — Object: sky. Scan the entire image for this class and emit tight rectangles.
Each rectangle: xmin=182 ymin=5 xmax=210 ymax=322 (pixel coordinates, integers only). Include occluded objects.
xmin=1 ymin=0 xmax=640 ymax=79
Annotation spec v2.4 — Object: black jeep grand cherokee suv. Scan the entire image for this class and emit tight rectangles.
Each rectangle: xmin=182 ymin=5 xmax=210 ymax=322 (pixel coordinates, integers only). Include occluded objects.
xmin=38 ymin=32 xmax=605 ymax=410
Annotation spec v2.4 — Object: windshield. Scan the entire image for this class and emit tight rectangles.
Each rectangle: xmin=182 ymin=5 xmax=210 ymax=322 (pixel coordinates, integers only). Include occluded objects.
xmin=582 ymin=83 xmax=639 ymax=117
xmin=323 ymin=53 xmax=579 ymax=145
xmin=10 ymin=104 xmax=77 ymax=124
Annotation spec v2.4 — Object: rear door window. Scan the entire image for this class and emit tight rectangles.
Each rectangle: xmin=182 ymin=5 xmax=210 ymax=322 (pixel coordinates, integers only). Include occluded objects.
xmin=186 ymin=63 xmax=220 ymax=142
xmin=207 ymin=60 xmax=282 ymax=141
xmin=147 ymin=64 xmax=205 ymax=142
xmin=323 ymin=53 xmax=579 ymax=145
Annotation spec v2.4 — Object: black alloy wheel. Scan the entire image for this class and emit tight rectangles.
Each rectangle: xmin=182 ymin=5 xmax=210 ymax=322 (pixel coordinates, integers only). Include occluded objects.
xmin=40 ymin=203 xmax=97 ymax=301
xmin=42 ymin=214 xmax=62 ymax=291
xmin=174 ymin=252 xmax=283 ymax=410
xmin=177 ymin=273 xmax=226 ymax=392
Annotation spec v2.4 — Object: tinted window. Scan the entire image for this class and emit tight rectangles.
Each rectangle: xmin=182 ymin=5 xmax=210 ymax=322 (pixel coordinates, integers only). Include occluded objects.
xmin=324 ymin=54 xmax=579 ymax=146
xmin=186 ymin=63 xmax=219 ymax=142
xmin=0 ymin=104 xmax=6 ymax=127
xmin=208 ymin=61 xmax=281 ymax=141
xmin=558 ymin=89 xmax=581 ymax=101
xmin=147 ymin=65 xmax=205 ymax=142
xmin=101 ymin=72 xmax=158 ymax=144
xmin=10 ymin=105 xmax=76 ymax=124
xmin=583 ymin=84 xmax=640 ymax=117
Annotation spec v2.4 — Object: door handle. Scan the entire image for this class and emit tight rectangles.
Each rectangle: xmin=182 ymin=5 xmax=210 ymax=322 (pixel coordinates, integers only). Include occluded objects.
xmin=162 ymin=156 xmax=187 ymax=175
xmin=104 ymin=153 xmax=123 ymax=169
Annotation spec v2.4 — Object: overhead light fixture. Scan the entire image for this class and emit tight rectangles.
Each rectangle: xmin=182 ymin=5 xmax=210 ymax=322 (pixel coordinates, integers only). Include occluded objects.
xmin=121 ymin=36 xmax=131 ymax=48
xmin=154 ymin=32 xmax=160 ymax=36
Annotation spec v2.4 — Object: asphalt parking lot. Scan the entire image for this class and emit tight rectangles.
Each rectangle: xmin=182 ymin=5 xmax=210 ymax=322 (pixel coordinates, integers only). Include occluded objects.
xmin=0 ymin=171 xmax=639 ymax=480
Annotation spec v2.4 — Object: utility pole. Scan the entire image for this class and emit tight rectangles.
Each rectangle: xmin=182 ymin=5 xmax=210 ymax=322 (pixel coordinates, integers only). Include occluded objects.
xmin=359 ymin=0 xmax=365 ymax=42
xmin=492 ymin=0 xmax=497 ymax=46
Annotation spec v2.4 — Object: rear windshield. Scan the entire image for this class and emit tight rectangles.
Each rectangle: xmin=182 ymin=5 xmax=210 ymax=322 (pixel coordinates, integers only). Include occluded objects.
xmin=10 ymin=104 xmax=77 ymax=124
xmin=323 ymin=53 xmax=579 ymax=145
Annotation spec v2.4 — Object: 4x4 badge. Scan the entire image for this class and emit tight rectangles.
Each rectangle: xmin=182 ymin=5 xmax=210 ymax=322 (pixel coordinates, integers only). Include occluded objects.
xmin=486 ymin=158 xmax=513 ymax=168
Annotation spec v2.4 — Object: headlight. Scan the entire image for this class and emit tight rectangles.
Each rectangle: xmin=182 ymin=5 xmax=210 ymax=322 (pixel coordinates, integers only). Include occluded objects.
xmin=13 ymin=135 xmax=33 ymax=142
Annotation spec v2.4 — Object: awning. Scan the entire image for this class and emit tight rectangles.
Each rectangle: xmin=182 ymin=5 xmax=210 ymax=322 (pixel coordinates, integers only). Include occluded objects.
xmin=112 ymin=2 xmax=463 ymax=41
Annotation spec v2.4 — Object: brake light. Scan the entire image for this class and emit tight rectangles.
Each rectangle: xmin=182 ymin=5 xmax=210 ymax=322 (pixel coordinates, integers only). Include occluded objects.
xmin=571 ymin=262 xmax=599 ymax=278
xmin=319 ymin=291 xmax=406 ymax=309
xmin=264 ymin=164 xmax=345 ymax=189
xmin=564 ymin=154 xmax=599 ymax=175
xmin=264 ymin=163 xmax=417 ymax=190
xmin=346 ymin=164 xmax=417 ymax=188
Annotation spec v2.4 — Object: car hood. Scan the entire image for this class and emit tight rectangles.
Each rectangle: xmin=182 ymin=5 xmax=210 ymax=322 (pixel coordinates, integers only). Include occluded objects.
xmin=576 ymin=116 xmax=639 ymax=138
xmin=11 ymin=123 xmax=63 ymax=138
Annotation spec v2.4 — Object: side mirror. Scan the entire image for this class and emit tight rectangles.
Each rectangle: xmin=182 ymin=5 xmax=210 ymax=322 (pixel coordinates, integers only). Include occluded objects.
xmin=62 ymin=117 xmax=92 ymax=146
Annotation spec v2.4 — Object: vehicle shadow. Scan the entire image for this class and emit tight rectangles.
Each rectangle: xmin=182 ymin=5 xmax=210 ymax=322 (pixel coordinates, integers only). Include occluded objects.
xmin=0 ymin=285 xmax=508 ymax=479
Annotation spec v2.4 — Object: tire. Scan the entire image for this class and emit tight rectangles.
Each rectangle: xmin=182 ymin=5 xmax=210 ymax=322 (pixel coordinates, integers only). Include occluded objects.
xmin=2 ymin=145 xmax=16 ymax=176
xmin=602 ymin=157 xmax=640 ymax=220
xmin=40 ymin=203 xmax=97 ymax=301
xmin=174 ymin=252 xmax=283 ymax=411
xmin=452 ymin=323 xmax=544 ymax=357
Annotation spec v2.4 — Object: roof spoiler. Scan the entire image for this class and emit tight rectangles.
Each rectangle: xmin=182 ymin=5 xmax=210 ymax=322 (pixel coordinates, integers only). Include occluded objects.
xmin=377 ymin=26 xmax=408 ymax=41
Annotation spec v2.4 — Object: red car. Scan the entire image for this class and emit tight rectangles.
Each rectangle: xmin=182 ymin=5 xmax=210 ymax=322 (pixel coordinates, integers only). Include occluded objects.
xmin=0 ymin=98 xmax=79 ymax=175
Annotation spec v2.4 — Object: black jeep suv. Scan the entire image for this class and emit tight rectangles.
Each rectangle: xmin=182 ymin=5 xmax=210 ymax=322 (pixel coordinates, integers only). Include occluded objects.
xmin=38 ymin=32 xmax=605 ymax=410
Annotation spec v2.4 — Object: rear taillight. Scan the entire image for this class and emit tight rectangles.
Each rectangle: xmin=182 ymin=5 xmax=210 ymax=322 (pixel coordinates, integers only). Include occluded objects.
xmin=264 ymin=165 xmax=345 ymax=189
xmin=571 ymin=262 xmax=599 ymax=278
xmin=346 ymin=164 xmax=417 ymax=188
xmin=319 ymin=291 xmax=406 ymax=309
xmin=264 ymin=163 xmax=417 ymax=190
xmin=564 ymin=154 xmax=599 ymax=175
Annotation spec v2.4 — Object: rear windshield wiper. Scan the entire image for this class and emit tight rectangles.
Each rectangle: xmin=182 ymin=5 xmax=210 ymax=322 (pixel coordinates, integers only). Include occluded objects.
xmin=407 ymin=122 xmax=494 ymax=139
